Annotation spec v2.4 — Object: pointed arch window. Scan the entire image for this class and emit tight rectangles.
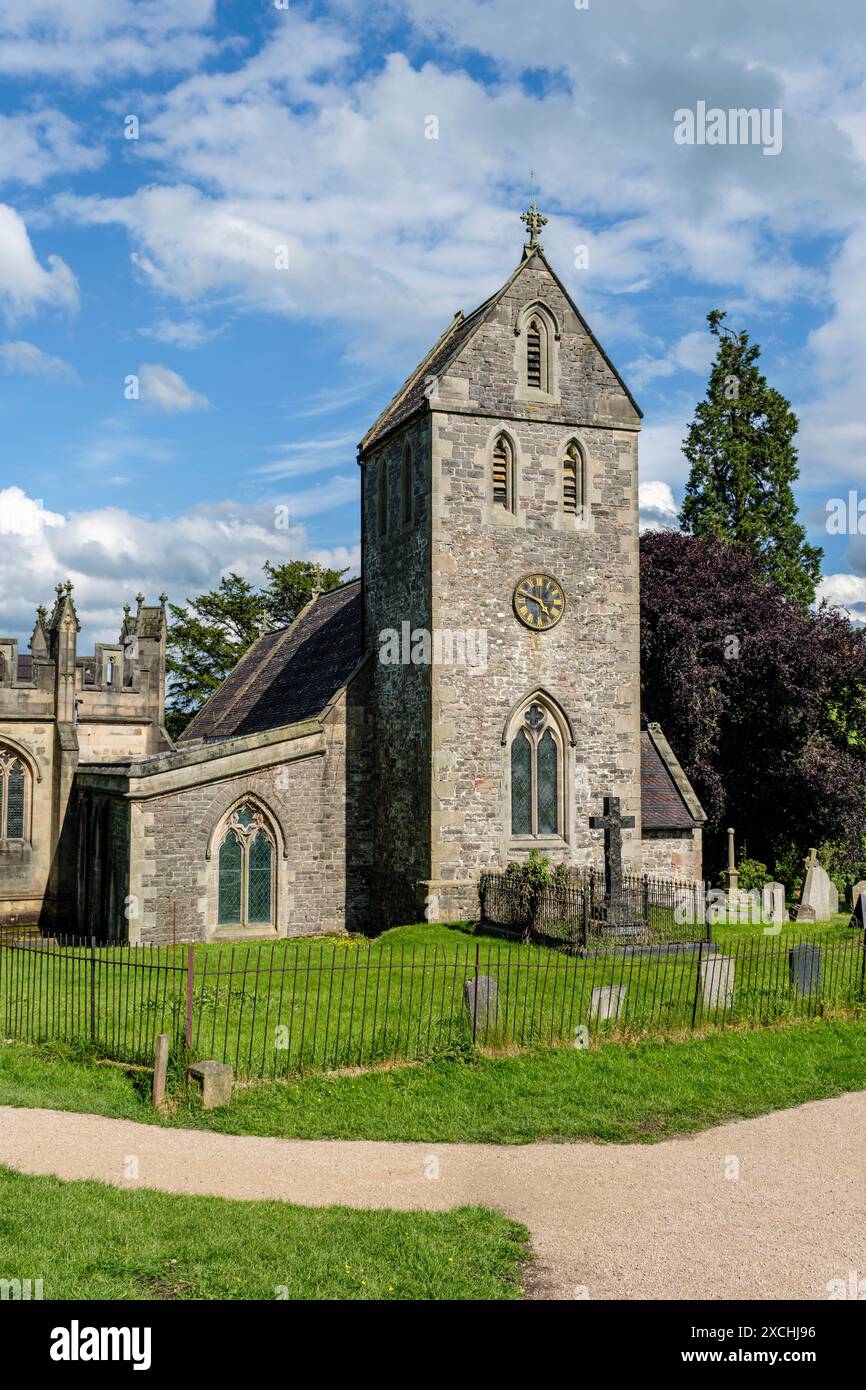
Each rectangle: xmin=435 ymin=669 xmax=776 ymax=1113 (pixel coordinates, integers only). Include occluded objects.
xmin=377 ymin=456 xmax=389 ymax=539
xmin=526 ymin=318 xmax=543 ymax=389
xmin=509 ymin=704 xmax=563 ymax=838
xmin=563 ymin=441 xmax=586 ymax=518
xmin=517 ymin=303 xmax=559 ymax=400
xmin=216 ymin=804 xmax=275 ymax=929
xmin=401 ymin=443 xmax=413 ymax=528
xmin=492 ymin=432 xmax=515 ymax=512
xmin=0 ymin=747 xmax=29 ymax=842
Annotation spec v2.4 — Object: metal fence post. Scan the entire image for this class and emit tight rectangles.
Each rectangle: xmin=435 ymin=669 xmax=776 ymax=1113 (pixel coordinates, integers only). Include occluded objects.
xmin=185 ymin=945 xmax=195 ymax=1051
xmin=691 ymin=939 xmax=704 ymax=1028
xmin=89 ymin=936 xmax=96 ymax=1044
xmin=472 ymin=942 xmax=480 ymax=1044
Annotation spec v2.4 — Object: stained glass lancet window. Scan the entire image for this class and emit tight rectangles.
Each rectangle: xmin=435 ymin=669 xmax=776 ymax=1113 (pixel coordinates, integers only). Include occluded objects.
xmin=216 ymin=805 xmax=275 ymax=929
xmin=247 ymin=832 xmax=273 ymax=924
xmin=510 ymin=729 xmax=532 ymax=835
xmin=218 ymin=831 xmax=243 ymax=925
xmin=509 ymin=706 xmax=563 ymax=838
xmin=0 ymin=748 xmax=28 ymax=841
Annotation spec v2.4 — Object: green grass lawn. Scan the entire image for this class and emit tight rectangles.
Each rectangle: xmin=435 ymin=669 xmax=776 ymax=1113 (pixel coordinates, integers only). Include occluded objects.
xmin=3 ymin=1017 xmax=864 ymax=1144
xmin=2 ymin=919 xmax=862 ymax=1080
xmin=0 ymin=1165 xmax=527 ymax=1300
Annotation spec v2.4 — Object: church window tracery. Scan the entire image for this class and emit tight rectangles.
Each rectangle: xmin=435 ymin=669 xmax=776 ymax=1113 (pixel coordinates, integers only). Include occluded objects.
xmin=509 ymin=702 xmax=563 ymax=838
xmin=216 ymin=804 xmax=275 ymax=929
xmin=0 ymin=747 xmax=29 ymax=842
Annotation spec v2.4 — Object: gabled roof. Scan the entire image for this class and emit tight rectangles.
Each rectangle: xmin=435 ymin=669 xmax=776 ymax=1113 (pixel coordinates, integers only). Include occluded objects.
xmin=640 ymin=724 xmax=707 ymax=831
xmin=359 ymin=247 xmax=642 ymax=456
xmin=179 ymin=579 xmax=363 ymax=742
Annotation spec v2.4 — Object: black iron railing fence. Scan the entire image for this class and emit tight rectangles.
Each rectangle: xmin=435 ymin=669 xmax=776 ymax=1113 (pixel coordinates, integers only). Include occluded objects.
xmin=1 ymin=929 xmax=864 ymax=1081
xmin=479 ymin=870 xmax=708 ymax=946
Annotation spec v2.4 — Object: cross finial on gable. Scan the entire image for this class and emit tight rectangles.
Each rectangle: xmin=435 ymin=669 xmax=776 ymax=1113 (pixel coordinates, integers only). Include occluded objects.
xmin=520 ymin=201 xmax=547 ymax=251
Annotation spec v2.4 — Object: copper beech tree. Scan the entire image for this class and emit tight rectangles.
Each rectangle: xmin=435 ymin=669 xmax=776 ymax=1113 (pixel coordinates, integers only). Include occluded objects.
xmin=640 ymin=531 xmax=866 ymax=883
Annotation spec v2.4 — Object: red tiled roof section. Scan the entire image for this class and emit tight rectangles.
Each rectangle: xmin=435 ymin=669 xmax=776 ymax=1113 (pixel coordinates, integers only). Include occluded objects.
xmin=179 ymin=580 xmax=363 ymax=742
xmin=640 ymin=731 xmax=698 ymax=830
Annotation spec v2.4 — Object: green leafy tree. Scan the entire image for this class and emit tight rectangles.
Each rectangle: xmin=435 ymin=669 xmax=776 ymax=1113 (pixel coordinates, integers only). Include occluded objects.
xmin=165 ymin=561 xmax=346 ymax=738
xmin=679 ymin=310 xmax=822 ymax=607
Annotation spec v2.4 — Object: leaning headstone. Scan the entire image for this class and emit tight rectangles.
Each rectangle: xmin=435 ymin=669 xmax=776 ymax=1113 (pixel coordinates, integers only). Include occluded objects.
xmin=796 ymin=853 xmax=836 ymax=922
xmin=762 ymin=882 xmax=788 ymax=925
xmin=590 ymin=985 xmax=627 ymax=1022
xmin=700 ymin=953 xmax=735 ymax=1009
xmin=789 ymin=944 xmax=822 ymax=996
xmin=463 ymin=975 xmax=499 ymax=1027
xmin=152 ymin=1033 xmax=169 ymax=1108
xmin=187 ymin=1059 xmax=233 ymax=1110
xmin=851 ymin=881 xmax=866 ymax=911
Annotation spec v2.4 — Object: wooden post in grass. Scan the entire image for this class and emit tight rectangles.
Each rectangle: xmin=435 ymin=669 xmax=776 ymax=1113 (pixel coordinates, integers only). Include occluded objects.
xmin=152 ymin=1033 xmax=169 ymax=1108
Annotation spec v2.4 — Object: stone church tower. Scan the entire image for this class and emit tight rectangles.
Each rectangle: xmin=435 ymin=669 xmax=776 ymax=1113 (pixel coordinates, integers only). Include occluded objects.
xmin=359 ymin=206 xmax=644 ymax=921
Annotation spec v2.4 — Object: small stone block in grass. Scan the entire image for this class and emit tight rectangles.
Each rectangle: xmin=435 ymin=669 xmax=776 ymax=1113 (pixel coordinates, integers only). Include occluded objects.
xmin=188 ymin=1060 xmax=233 ymax=1109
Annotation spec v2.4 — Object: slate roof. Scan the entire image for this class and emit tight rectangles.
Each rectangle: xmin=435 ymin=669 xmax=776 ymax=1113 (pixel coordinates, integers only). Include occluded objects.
xmin=179 ymin=580 xmax=363 ymax=742
xmin=640 ymin=730 xmax=703 ymax=831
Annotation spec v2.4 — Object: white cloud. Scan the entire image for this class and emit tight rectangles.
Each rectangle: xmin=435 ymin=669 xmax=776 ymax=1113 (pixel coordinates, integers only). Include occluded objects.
xmin=252 ymin=434 xmax=359 ymax=480
xmin=639 ymin=480 xmax=681 ymax=533
xmin=48 ymin=0 xmax=864 ymax=376
xmin=138 ymin=362 xmax=209 ymax=413
xmin=0 ymin=338 xmax=78 ymax=380
xmin=0 ymin=486 xmax=359 ymax=648
xmin=636 ymin=416 xmax=691 ymax=488
xmin=140 ymin=315 xmax=220 ymax=350
xmin=0 ymin=203 xmax=78 ymax=319
xmin=0 ymin=110 xmax=103 ymax=187
xmin=627 ymin=331 xmax=718 ymax=392
xmin=799 ymin=222 xmax=866 ymax=485
xmin=816 ymin=572 xmax=866 ymax=625
xmin=0 ymin=0 xmax=218 ymax=82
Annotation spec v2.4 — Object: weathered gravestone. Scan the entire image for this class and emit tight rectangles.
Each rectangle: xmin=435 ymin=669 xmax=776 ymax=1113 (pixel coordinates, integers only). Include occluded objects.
xmin=187 ymin=1059 xmax=233 ymax=1110
xmin=590 ymin=984 xmax=627 ymax=1022
xmin=762 ymin=882 xmax=788 ymax=925
xmin=463 ymin=975 xmax=500 ymax=1029
xmin=789 ymin=943 xmax=822 ymax=996
xmin=851 ymin=881 xmax=866 ymax=912
xmin=700 ymin=953 xmax=735 ymax=1010
xmin=796 ymin=850 xmax=837 ymax=923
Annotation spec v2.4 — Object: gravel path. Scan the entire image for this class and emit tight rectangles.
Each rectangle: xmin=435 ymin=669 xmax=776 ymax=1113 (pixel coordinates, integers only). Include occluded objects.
xmin=2 ymin=1094 xmax=865 ymax=1300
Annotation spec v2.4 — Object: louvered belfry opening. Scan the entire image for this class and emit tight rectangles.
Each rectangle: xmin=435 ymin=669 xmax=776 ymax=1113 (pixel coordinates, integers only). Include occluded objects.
xmin=563 ymin=443 xmax=581 ymax=515
xmin=526 ymin=318 xmax=543 ymax=389
xmin=492 ymin=433 xmax=512 ymax=509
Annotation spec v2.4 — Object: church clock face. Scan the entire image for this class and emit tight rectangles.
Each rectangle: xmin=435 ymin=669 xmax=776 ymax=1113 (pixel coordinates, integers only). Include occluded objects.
xmin=513 ymin=573 xmax=565 ymax=631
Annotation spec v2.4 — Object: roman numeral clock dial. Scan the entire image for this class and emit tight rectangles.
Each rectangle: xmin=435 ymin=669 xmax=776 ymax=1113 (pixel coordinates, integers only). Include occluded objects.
xmin=513 ymin=573 xmax=566 ymax=631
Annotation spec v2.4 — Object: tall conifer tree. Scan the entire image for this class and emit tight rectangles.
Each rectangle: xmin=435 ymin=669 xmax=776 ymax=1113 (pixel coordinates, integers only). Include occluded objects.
xmin=679 ymin=310 xmax=822 ymax=607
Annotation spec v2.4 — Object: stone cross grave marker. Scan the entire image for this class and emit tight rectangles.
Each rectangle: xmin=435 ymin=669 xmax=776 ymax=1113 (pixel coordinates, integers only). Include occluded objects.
xmin=590 ymin=796 xmax=635 ymax=924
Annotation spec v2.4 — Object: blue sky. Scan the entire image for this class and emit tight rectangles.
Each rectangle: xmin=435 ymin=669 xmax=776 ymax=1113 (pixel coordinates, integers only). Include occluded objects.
xmin=1 ymin=0 xmax=865 ymax=648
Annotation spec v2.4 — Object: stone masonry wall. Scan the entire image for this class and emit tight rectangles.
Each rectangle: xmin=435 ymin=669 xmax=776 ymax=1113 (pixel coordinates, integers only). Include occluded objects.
xmin=362 ymin=413 xmax=434 ymax=922
xmin=131 ymin=699 xmax=365 ymax=944
xmin=424 ymin=256 xmax=643 ymax=915
xmin=641 ymin=829 xmax=703 ymax=883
